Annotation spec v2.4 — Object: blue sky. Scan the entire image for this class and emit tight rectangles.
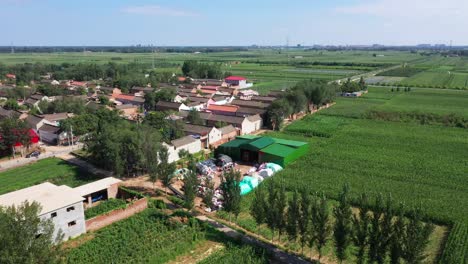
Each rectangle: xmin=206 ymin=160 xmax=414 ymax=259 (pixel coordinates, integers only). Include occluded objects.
xmin=2 ymin=0 xmax=467 ymax=46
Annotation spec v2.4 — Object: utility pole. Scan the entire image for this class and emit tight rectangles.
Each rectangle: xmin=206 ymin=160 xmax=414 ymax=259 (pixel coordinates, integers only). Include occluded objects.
xmin=152 ymin=45 xmax=156 ymax=69
xmin=70 ymin=125 xmax=74 ymax=147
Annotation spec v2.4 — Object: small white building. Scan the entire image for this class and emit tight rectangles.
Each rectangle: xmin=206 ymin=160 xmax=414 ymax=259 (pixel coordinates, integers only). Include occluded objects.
xmin=0 ymin=182 xmax=86 ymax=241
xmin=163 ymin=136 xmax=202 ymax=163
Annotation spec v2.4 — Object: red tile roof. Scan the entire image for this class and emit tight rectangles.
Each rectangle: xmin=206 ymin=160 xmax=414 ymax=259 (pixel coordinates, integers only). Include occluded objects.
xmin=200 ymin=89 xmax=217 ymax=94
xmin=114 ymin=94 xmax=135 ymax=100
xmin=225 ymin=76 xmax=246 ymax=81
xmin=201 ymin=85 xmax=219 ymax=90
xmin=71 ymin=81 xmax=86 ymax=86
xmin=207 ymin=104 xmax=239 ymax=113
xmin=5 ymin=74 xmax=16 ymax=79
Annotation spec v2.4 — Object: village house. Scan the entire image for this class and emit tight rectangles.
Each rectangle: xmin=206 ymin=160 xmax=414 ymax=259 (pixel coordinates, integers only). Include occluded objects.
xmin=38 ymin=124 xmax=73 ymax=145
xmin=231 ymin=99 xmax=269 ymax=109
xmin=183 ymin=124 xmax=222 ymax=149
xmin=25 ymin=114 xmax=46 ymax=130
xmin=225 ymin=76 xmax=251 ymax=88
xmin=155 ymin=101 xmax=187 ymax=112
xmin=41 ymin=113 xmax=74 ymax=126
xmin=0 ymin=182 xmax=86 ymax=241
xmin=98 ymin=87 xmax=121 ymax=95
xmin=112 ymin=94 xmax=145 ymax=106
xmin=5 ymin=73 xmax=16 ymax=80
xmin=163 ymin=136 xmax=202 ymax=163
xmin=73 ymin=177 xmax=122 ymax=209
xmin=206 ymin=104 xmax=238 ymax=116
xmin=251 ymin=95 xmax=277 ymax=103
xmin=115 ymin=104 xmax=139 ymax=119
xmin=217 ymin=125 xmax=238 ymax=146
xmin=236 ymin=107 xmax=267 ymax=118
xmin=131 ymin=86 xmax=154 ymax=95
xmin=0 ymin=107 xmax=28 ymax=120
xmin=179 ymin=112 xmax=262 ymax=135
xmin=24 ymin=94 xmax=50 ymax=108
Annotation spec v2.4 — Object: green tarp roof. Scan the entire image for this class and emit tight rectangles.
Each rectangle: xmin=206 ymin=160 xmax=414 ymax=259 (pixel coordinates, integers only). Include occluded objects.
xmin=273 ymin=138 xmax=308 ymax=148
xmin=241 ymin=137 xmax=276 ymax=151
xmin=220 ymin=138 xmax=251 ymax=148
xmin=260 ymin=143 xmax=298 ymax=158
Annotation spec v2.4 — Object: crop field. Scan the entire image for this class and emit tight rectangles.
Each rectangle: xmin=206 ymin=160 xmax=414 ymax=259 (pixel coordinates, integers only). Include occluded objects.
xmin=369 ymin=56 xmax=468 ymax=89
xmin=66 ymin=209 xmax=206 ymax=263
xmin=0 ymin=158 xmax=97 ymax=195
xmin=400 ymin=70 xmax=468 ymax=89
xmin=220 ymin=86 xmax=467 ymax=262
xmin=277 ymin=116 xmax=467 ymax=223
xmin=0 ymin=50 xmax=420 ymax=66
xmin=371 ymin=87 xmax=468 ymax=118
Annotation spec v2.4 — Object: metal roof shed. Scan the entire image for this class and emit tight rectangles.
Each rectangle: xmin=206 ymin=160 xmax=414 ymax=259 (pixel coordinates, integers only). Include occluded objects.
xmin=259 ymin=142 xmax=309 ymax=167
xmin=215 ymin=138 xmax=251 ymax=160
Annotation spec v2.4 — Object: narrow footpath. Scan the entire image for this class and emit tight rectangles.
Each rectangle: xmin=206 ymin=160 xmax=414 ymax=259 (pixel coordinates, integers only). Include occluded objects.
xmin=195 ymin=215 xmax=312 ymax=264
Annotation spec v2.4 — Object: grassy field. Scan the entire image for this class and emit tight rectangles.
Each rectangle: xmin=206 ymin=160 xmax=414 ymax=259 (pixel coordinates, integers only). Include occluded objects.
xmin=216 ymin=86 xmax=467 ymax=262
xmin=278 ymin=117 xmax=467 ymax=223
xmin=0 ymin=158 xmax=97 ymax=195
xmin=0 ymin=50 xmax=422 ymax=94
xmin=369 ymin=56 xmax=468 ymax=89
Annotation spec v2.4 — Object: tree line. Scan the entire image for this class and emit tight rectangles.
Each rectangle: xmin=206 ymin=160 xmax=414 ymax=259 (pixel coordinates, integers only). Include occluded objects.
xmin=250 ymin=182 xmax=434 ymax=263
xmin=181 ymin=60 xmax=224 ymax=79
xmin=266 ymin=79 xmax=339 ymax=130
xmin=0 ymin=62 xmax=176 ymax=92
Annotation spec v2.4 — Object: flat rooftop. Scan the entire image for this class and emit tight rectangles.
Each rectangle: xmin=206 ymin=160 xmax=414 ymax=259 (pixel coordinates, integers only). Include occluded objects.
xmin=73 ymin=177 xmax=122 ymax=197
xmin=0 ymin=182 xmax=84 ymax=215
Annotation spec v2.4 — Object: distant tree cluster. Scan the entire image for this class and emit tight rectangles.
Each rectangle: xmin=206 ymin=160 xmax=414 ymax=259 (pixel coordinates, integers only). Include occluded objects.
xmin=0 ymin=117 xmax=30 ymax=157
xmin=266 ymin=79 xmax=338 ymax=130
xmin=181 ymin=60 xmax=223 ymax=79
xmin=341 ymin=77 xmax=367 ymax=93
xmin=251 ymin=183 xmax=434 ymax=263
xmin=85 ymin=109 xmax=168 ymax=177
xmin=0 ymin=62 xmax=177 ymax=92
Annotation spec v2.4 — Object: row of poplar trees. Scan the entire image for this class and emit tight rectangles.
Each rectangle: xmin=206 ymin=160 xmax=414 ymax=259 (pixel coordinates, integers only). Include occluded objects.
xmin=251 ymin=181 xmax=434 ymax=264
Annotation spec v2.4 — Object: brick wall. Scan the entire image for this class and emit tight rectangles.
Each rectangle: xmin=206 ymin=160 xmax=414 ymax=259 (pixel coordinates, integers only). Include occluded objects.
xmin=107 ymin=183 xmax=119 ymax=199
xmin=85 ymin=198 xmax=148 ymax=232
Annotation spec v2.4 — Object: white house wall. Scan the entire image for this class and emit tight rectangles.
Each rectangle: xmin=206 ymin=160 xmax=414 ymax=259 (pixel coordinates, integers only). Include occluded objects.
xmin=40 ymin=201 xmax=86 ymax=242
xmin=163 ymin=139 xmax=202 ymax=163
xmin=208 ymin=127 xmax=222 ymax=145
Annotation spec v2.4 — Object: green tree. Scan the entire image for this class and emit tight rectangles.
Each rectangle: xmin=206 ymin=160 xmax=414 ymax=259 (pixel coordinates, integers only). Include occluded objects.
xmin=377 ymin=195 xmax=395 ymax=263
xmin=276 ymin=182 xmax=287 ymax=241
xmin=4 ymin=99 xmax=19 ymax=110
xmin=265 ymin=180 xmax=279 ymax=241
xmin=298 ymin=188 xmax=311 ymax=253
xmin=313 ymin=193 xmax=331 ymax=262
xmin=0 ymin=118 xmax=30 ymax=157
xmin=333 ymin=184 xmax=353 ymax=263
xmin=220 ymin=169 xmax=242 ymax=222
xmin=251 ymin=185 xmax=267 ymax=226
xmin=359 ymin=76 xmax=367 ymax=91
xmin=368 ymin=194 xmax=384 ymax=263
xmin=403 ymin=207 xmax=434 ymax=264
xmin=390 ymin=203 xmax=406 ymax=264
xmin=266 ymin=98 xmax=291 ymax=130
xmin=187 ymin=109 xmax=203 ymax=125
xmin=141 ymin=127 xmax=161 ymax=192
xmin=98 ymin=95 xmax=110 ymax=105
xmin=202 ymin=179 xmax=215 ymax=209
xmin=0 ymin=201 xmax=62 ymax=264
xmin=286 ymin=190 xmax=300 ymax=242
xmin=353 ymin=193 xmax=371 ymax=264
xmin=183 ymin=170 xmax=199 ymax=210
xmin=158 ymin=146 xmax=176 ymax=195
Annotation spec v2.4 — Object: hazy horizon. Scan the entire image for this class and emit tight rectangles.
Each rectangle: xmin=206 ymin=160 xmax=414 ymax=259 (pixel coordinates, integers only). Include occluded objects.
xmin=2 ymin=0 xmax=467 ymax=46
